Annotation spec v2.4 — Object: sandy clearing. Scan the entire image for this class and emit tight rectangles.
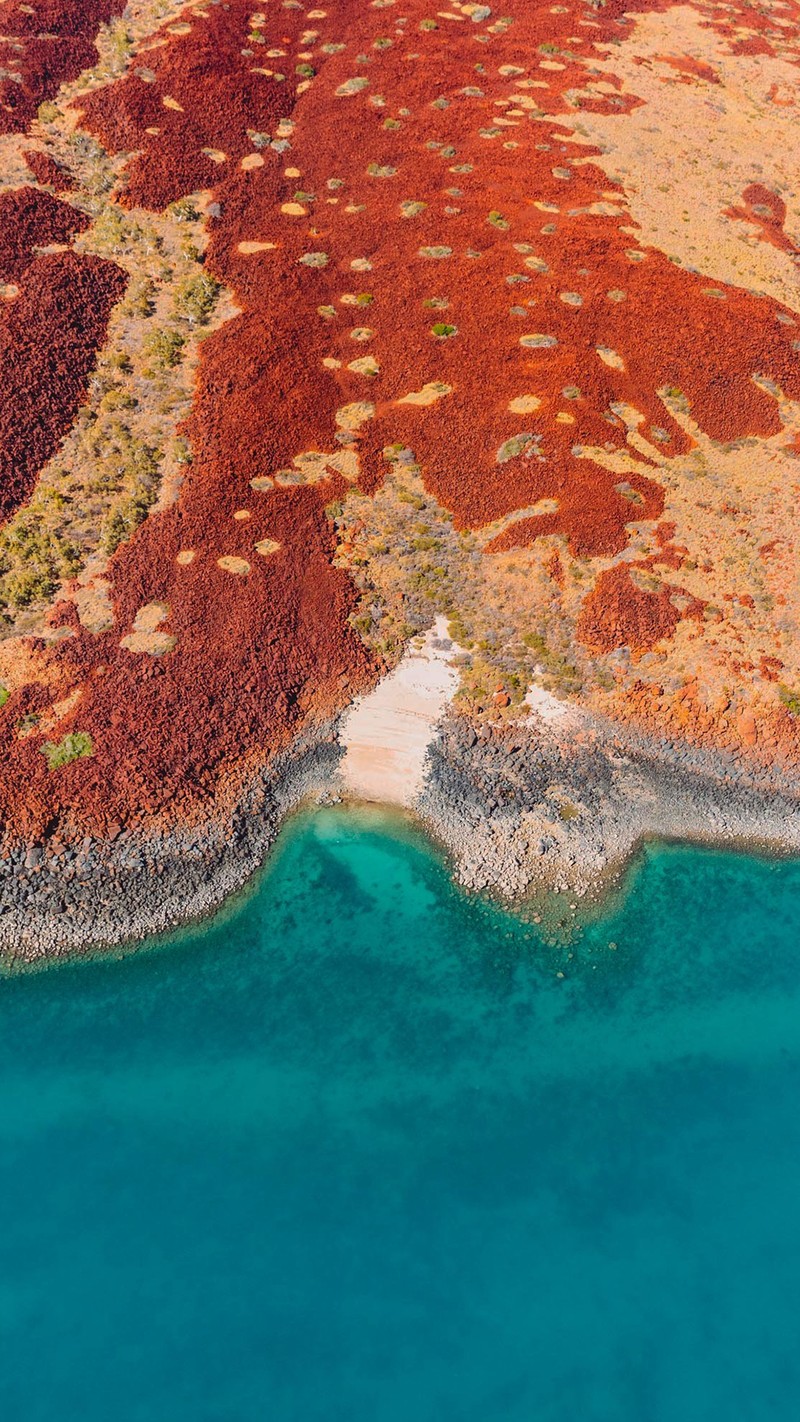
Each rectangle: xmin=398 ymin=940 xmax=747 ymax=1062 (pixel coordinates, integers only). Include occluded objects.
xmin=525 ymin=683 xmax=578 ymax=726
xmin=339 ymin=617 xmax=462 ymax=806
xmin=564 ymin=6 xmax=800 ymax=312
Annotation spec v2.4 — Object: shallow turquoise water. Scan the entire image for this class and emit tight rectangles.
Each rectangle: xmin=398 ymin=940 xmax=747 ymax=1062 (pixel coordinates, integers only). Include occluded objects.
xmin=2 ymin=807 xmax=800 ymax=1420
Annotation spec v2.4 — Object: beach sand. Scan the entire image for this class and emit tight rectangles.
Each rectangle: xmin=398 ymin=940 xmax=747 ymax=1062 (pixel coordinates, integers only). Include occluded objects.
xmin=339 ymin=617 xmax=461 ymax=806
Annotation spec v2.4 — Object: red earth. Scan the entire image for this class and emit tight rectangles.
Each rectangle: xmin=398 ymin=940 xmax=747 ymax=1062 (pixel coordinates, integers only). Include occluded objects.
xmin=1 ymin=0 xmax=799 ymax=842
xmin=0 ymin=238 xmax=125 ymax=523
xmin=23 ymin=148 xmax=76 ymax=191
xmin=0 ymin=0 xmax=125 ymax=134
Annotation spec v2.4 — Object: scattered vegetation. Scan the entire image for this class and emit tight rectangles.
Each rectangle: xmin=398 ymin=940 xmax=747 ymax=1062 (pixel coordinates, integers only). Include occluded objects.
xmin=0 ymin=136 xmax=224 ymax=632
xmin=41 ymin=732 xmax=93 ymax=771
xmin=331 ymin=449 xmax=584 ymax=713
xmin=779 ymin=685 xmax=800 ymax=716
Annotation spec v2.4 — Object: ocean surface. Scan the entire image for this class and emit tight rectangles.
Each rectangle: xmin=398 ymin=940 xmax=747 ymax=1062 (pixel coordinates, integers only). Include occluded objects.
xmin=2 ymin=807 xmax=800 ymax=1420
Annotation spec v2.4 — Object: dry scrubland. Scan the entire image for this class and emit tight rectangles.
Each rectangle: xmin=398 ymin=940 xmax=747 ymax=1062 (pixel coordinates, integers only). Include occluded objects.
xmin=0 ymin=0 xmax=798 ymax=947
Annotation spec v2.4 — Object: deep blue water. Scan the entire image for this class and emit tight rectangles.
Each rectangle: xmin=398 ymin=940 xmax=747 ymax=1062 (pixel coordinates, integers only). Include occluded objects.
xmin=2 ymin=806 xmax=800 ymax=1420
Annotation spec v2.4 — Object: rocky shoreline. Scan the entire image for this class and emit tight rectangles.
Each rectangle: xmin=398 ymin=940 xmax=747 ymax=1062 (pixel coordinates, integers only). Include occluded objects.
xmin=419 ymin=708 xmax=800 ymax=903
xmin=1 ymin=704 xmax=800 ymax=965
xmin=0 ymin=723 xmax=343 ymax=966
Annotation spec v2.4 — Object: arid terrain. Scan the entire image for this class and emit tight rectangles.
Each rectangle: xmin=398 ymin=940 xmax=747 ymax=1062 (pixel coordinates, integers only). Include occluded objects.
xmin=0 ymin=0 xmax=798 ymax=956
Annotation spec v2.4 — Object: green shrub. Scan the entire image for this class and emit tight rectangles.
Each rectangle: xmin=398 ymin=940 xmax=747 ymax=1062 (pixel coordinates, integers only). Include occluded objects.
xmin=143 ymin=328 xmax=185 ymax=371
xmin=41 ymin=732 xmax=93 ymax=771
xmin=779 ymin=685 xmax=800 ymax=716
xmin=174 ymin=272 xmax=221 ymax=326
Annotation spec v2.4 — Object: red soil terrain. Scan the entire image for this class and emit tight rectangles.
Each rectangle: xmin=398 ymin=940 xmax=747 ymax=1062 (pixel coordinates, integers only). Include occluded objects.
xmin=577 ymin=563 xmax=704 ymax=655
xmin=0 ymin=187 xmax=125 ymax=523
xmin=1 ymin=0 xmax=799 ymax=843
xmin=0 ymin=185 xmax=87 ymax=281
xmin=724 ymin=183 xmax=800 ymax=262
xmin=0 ymin=0 xmax=124 ymax=134
xmin=23 ymin=149 xmax=75 ymax=191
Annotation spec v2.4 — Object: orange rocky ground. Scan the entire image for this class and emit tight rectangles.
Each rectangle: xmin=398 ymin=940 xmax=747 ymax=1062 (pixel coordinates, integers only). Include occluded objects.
xmin=0 ymin=0 xmax=798 ymax=857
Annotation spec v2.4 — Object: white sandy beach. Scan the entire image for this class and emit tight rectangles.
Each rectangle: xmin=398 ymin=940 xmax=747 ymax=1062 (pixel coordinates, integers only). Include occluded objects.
xmin=339 ymin=617 xmax=461 ymax=806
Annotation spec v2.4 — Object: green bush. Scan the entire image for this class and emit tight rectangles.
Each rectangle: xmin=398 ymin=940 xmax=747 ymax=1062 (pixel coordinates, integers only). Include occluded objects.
xmin=143 ymin=328 xmax=185 ymax=371
xmin=41 ymin=732 xmax=93 ymax=771
xmin=175 ymin=273 xmax=221 ymax=326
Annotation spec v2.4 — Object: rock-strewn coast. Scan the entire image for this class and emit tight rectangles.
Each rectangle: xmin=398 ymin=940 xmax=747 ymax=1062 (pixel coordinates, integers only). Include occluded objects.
xmin=0 ymin=725 xmax=342 ymax=965
xmin=2 ymin=699 xmax=799 ymax=964
xmin=420 ymin=710 xmax=800 ymax=902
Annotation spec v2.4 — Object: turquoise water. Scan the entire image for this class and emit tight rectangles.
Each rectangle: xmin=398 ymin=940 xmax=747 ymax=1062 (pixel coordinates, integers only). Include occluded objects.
xmin=2 ymin=808 xmax=800 ymax=1420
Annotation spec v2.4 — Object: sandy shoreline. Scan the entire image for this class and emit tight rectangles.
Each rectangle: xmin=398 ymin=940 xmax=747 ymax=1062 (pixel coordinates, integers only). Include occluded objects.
xmin=339 ymin=618 xmax=461 ymax=806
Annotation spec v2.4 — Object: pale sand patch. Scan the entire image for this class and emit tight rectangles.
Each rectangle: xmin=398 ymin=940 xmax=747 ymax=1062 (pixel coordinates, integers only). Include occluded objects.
xmin=348 ymin=356 xmax=380 ymax=376
xmin=335 ymin=400 xmax=375 ymax=430
xmin=18 ymin=685 xmax=84 ymax=739
xmin=120 ymin=602 xmax=176 ymax=656
xmin=162 ymin=95 xmax=183 ymax=111
xmin=281 ymin=202 xmax=307 ymax=216
xmin=596 ymin=347 xmax=625 ymax=372
xmin=217 ymin=556 xmax=251 ymax=575
xmin=237 ymin=240 xmax=277 ymax=253
xmin=72 ymin=579 xmax=114 ymax=635
xmin=395 ymin=381 xmax=452 ymax=406
xmin=241 ymin=153 xmax=265 ymax=171
xmin=274 ymin=448 xmax=359 ymax=485
xmin=525 ymin=683 xmax=577 ymax=726
xmin=132 ymin=602 xmax=169 ymax=633
xmin=176 ymin=549 xmax=196 ymax=566
xmin=508 ymin=394 xmax=542 ymax=413
xmin=255 ymin=538 xmax=281 ymax=557
xmin=339 ymin=617 xmax=462 ymax=806
xmin=120 ymin=630 xmax=177 ymax=656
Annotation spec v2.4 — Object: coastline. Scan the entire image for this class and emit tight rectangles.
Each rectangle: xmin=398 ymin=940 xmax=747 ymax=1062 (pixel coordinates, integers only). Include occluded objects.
xmin=419 ymin=707 xmax=800 ymax=904
xmin=2 ymin=695 xmax=800 ymax=965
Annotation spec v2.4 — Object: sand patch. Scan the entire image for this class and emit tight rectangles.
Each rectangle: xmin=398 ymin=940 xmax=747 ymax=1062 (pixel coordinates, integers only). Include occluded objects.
xmin=132 ymin=602 xmax=170 ymax=633
xmin=335 ymin=400 xmax=375 ymax=431
xmin=72 ymin=579 xmax=114 ymax=635
xmin=120 ymin=631 xmax=177 ymax=656
xmin=217 ymin=556 xmax=251 ymax=575
xmin=237 ymin=240 xmax=277 ymax=253
xmin=274 ymin=448 xmax=360 ymax=485
xmin=120 ymin=602 xmax=176 ymax=656
xmin=525 ymin=682 xmax=578 ymax=726
xmin=339 ymin=617 xmax=462 ymax=806
xmin=395 ymin=381 xmax=452 ymax=406
xmin=18 ymin=685 xmax=84 ymax=740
